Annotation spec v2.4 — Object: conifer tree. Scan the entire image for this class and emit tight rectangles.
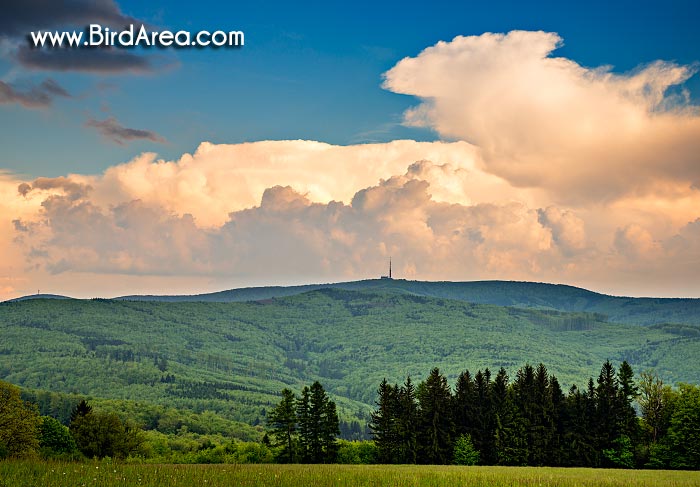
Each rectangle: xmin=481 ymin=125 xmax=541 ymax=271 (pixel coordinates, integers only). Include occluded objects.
xmin=453 ymin=370 xmax=477 ymax=440
xmin=369 ymin=378 xmax=398 ymax=463
xmin=531 ymin=363 xmax=554 ymax=466
xmin=549 ymin=375 xmax=565 ymax=466
xmin=417 ymin=368 xmax=455 ymax=464
xmin=397 ymin=376 xmax=419 ymax=464
xmin=474 ymin=369 xmax=496 ymax=464
xmin=297 ymin=381 xmax=339 ymax=463
xmin=296 ymin=386 xmax=312 ymax=462
xmin=268 ymin=388 xmax=298 ymax=463
xmin=596 ymin=360 xmax=620 ymax=457
xmin=617 ymin=361 xmax=640 ymax=444
xmin=492 ymin=368 xmax=527 ymax=466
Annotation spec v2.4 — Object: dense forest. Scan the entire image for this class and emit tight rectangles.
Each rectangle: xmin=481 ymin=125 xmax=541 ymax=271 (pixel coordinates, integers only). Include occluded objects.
xmin=367 ymin=362 xmax=699 ymax=469
xmin=1 ymin=285 xmax=699 ymax=467
xmin=3 ymin=361 xmax=698 ymax=469
xmin=111 ymin=279 xmax=700 ymax=326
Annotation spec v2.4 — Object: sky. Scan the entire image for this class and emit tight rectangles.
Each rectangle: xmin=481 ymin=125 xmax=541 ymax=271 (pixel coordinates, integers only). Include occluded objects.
xmin=1 ymin=0 xmax=699 ymax=299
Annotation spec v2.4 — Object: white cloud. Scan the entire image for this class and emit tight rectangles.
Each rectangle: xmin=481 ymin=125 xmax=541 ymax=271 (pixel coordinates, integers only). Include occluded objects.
xmin=383 ymin=31 xmax=700 ymax=205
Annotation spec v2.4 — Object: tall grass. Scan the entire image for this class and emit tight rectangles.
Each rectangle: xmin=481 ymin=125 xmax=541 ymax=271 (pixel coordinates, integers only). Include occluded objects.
xmin=1 ymin=461 xmax=699 ymax=487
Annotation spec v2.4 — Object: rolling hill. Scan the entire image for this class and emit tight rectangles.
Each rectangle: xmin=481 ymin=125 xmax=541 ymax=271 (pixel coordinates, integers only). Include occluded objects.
xmin=116 ymin=279 xmax=700 ymax=326
xmin=1 ymin=285 xmax=699 ymax=441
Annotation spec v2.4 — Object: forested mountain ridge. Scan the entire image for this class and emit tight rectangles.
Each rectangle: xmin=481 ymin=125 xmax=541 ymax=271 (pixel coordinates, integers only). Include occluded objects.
xmin=9 ymin=279 xmax=700 ymax=326
xmin=116 ymin=279 xmax=700 ymax=326
xmin=1 ymin=287 xmax=698 ymax=442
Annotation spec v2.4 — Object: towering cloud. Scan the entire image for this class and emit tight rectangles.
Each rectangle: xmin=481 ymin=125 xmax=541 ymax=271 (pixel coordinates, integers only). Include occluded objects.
xmin=383 ymin=31 xmax=700 ymax=204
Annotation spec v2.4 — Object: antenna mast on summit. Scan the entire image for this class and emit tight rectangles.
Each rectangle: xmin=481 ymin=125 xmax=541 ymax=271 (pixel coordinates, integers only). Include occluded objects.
xmin=389 ymin=257 xmax=392 ymax=279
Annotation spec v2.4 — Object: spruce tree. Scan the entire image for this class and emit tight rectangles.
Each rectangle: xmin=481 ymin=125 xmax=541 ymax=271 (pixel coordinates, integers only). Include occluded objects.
xmin=298 ymin=381 xmax=340 ymax=463
xmin=296 ymin=386 xmax=311 ymax=462
xmin=596 ymin=360 xmax=620 ymax=458
xmin=453 ymin=370 xmax=477 ymax=440
xmin=397 ymin=376 xmax=419 ymax=464
xmin=474 ymin=369 xmax=496 ymax=464
xmin=549 ymin=375 xmax=565 ymax=466
xmin=531 ymin=363 xmax=554 ymax=466
xmin=370 ymin=379 xmax=399 ymax=463
xmin=268 ymin=388 xmax=298 ymax=463
xmin=513 ymin=364 xmax=536 ymax=463
xmin=617 ymin=361 xmax=640 ymax=444
xmin=417 ymin=368 xmax=455 ymax=464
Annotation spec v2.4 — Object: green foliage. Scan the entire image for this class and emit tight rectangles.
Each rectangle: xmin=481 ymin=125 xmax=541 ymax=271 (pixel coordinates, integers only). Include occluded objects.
xmin=296 ymin=381 xmax=340 ymax=463
xmin=336 ymin=441 xmax=378 ymax=464
xmin=417 ymin=368 xmax=455 ymax=464
xmin=667 ymin=384 xmax=700 ymax=469
xmin=368 ymin=361 xmax=669 ymax=469
xmin=0 ymin=379 xmax=40 ymax=457
xmin=114 ymin=279 xmax=700 ymax=328
xmin=38 ymin=416 xmax=77 ymax=457
xmin=70 ymin=409 xmax=144 ymax=459
xmin=268 ymin=388 xmax=298 ymax=462
xmin=453 ymin=434 xmax=480 ymax=465
xmin=602 ymin=436 xmax=634 ymax=469
xmin=2 ymin=287 xmax=700 ymax=464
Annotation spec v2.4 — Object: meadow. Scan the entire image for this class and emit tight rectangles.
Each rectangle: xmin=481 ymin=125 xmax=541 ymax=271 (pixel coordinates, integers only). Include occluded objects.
xmin=1 ymin=461 xmax=699 ymax=487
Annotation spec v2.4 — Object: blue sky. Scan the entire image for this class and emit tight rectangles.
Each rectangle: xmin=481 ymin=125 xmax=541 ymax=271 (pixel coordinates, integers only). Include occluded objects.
xmin=2 ymin=0 xmax=698 ymax=177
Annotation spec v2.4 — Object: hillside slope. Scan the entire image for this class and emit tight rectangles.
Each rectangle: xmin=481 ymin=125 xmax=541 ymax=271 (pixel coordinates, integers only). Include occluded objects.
xmin=117 ymin=279 xmax=700 ymax=326
xmin=1 ymin=289 xmax=698 ymax=434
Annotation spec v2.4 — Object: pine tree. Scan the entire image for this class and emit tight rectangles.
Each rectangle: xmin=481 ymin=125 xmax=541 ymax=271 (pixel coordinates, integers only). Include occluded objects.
xmin=454 ymin=370 xmax=476 ymax=437
xmin=370 ymin=379 xmax=399 ymax=463
xmin=298 ymin=381 xmax=339 ymax=463
xmin=296 ymin=386 xmax=312 ymax=462
xmin=617 ymin=361 xmax=640 ymax=445
xmin=513 ymin=364 xmax=535 ymax=463
xmin=322 ymin=398 xmax=340 ymax=462
xmin=397 ymin=376 xmax=419 ymax=464
xmin=549 ymin=375 xmax=565 ymax=466
xmin=417 ymin=368 xmax=455 ymax=464
xmin=69 ymin=399 xmax=92 ymax=424
xmin=474 ymin=369 xmax=496 ymax=464
xmin=268 ymin=388 xmax=298 ymax=463
xmin=596 ymin=360 xmax=620 ymax=459
xmin=531 ymin=363 xmax=554 ymax=466
xmin=492 ymin=367 xmax=527 ymax=466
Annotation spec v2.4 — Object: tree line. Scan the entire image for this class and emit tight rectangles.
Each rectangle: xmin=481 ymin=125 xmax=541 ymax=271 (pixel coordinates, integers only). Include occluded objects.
xmin=0 ymin=381 xmax=142 ymax=460
xmin=2 ymin=361 xmax=699 ymax=469
xmin=368 ymin=360 xmax=700 ymax=469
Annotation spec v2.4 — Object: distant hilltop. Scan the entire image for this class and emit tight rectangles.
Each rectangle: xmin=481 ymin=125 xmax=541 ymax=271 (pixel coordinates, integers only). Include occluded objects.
xmin=6 ymin=279 xmax=700 ymax=327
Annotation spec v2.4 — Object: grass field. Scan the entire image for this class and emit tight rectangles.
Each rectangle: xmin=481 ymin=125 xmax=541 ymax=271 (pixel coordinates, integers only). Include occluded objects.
xmin=1 ymin=461 xmax=699 ymax=487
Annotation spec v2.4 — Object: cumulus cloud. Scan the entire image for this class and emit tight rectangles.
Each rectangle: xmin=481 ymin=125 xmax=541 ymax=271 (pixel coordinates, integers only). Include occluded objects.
xmin=72 ymin=139 xmax=489 ymax=227
xmin=3 ymin=138 xmax=700 ymax=297
xmin=383 ymin=31 xmax=700 ymax=204
xmin=12 ymin=162 xmax=578 ymax=282
xmin=0 ymin=78 xmax=70 ymax=108
xmin=85 ymin=117 xmax=165 ymax=145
